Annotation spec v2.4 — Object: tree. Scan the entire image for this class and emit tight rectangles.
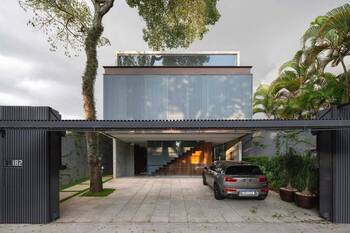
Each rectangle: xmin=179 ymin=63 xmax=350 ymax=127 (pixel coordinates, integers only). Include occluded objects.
xmin=303 ymin=4 xmax=350 ymax=102
xmin=20 ymin=0 xmax=220 ymax=192
xmin=253 ymin=83 xmax=278 ymax=119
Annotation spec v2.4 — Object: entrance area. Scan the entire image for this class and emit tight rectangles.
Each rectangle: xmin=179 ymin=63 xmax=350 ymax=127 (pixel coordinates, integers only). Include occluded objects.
xmin=58 ymin=177 xmax=323 ymax=223
xmin=110 ymin=129 xmax=249 ymax=177
xmin=2 ymin=177 xmax=350 ymax=232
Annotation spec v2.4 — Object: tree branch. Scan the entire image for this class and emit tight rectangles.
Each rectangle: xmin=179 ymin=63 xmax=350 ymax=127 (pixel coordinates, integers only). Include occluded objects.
xmin=99 ymin=0 xmax=114 ymax=16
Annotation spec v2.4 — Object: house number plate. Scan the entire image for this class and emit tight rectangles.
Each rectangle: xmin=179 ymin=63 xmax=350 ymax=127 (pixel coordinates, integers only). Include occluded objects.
xmin=4 ymin=159 xmax=23 ymax=167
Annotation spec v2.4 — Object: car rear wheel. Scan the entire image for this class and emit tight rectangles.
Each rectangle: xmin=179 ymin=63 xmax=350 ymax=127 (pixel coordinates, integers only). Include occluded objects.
xmin=258 ymin=195 xmax=267 ymax=200
xmin=214 ymin=183 xmax=225 ymax=200
xmin=202 ymin=174 xmax=208 ymax=185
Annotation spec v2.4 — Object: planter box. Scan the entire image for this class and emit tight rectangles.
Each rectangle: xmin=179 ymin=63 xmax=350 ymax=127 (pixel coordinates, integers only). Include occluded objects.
xmin=279 ymin=187 xmax=297 ymax=202
xmin=295 ymin=192 xmax=315 ymax=209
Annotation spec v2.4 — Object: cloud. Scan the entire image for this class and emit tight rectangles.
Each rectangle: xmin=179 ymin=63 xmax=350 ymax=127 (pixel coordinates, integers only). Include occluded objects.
xmin=0 ymin=54 xmax=34 ymax=75
xmin=0 ymin=92 xmax=31 ymax=106
xmin=0 ymin=0 xmax=349 ymax=119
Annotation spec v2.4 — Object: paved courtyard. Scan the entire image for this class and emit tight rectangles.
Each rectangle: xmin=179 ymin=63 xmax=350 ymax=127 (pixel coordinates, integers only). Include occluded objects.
xmin=1 ymin=177 xmax=350 ymax=232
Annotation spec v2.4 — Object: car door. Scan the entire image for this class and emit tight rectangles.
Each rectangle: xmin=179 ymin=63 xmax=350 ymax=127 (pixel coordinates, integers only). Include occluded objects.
xmin=206 ymin=164 xmax=216 ymax=187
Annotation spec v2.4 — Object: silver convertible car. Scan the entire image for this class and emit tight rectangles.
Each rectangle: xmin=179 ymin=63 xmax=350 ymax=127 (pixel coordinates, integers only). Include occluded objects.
xmin=202 ymin=161 xmax=269 ymax=200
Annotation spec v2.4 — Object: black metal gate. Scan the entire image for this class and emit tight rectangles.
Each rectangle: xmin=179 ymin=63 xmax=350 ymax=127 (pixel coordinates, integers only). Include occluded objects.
xmin=0 ymin=106 xmax=62 ymax=224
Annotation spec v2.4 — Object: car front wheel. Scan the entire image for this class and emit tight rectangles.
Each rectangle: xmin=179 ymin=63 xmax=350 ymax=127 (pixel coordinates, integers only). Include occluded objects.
xmin=214 ymin=183 xmax=225 ymax=200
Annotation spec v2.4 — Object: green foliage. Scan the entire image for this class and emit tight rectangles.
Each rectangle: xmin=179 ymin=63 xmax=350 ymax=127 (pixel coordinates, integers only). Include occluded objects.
xmin=244 ymin=156 xmax=286 ymax=190
xmin=253 ymin=4 xmax=350 ymax=120
xmin=126 ymin=0 xmax=220 ymax=50
xmin=282 ymin=148 xmax=304 ymax=189
xmin=253 ymin=84 xmax=277 ymax=118
xmin=82 ymin=188 xmax=115 ymax=197
xmin=298 ymin=151 xmax=319 ymax=194
xmin=19 ymin=0 xmax=95 ymax=55
xmin=244 ymin=151 xmax=318 ymax=193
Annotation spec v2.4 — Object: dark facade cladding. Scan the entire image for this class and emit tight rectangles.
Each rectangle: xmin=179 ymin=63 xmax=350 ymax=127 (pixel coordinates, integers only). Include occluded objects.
xmin=1 ymin=119 xmax=350 ymax=131
xmin=316 ymin=104 xmax=350 ymax=223
xmin=0 ymin=106 xmax=62 ymax=224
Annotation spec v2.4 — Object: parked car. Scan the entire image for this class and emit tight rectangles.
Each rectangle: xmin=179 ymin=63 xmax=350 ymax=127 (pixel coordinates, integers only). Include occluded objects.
xmin=202 ymin=161 xmax=269 ymax=200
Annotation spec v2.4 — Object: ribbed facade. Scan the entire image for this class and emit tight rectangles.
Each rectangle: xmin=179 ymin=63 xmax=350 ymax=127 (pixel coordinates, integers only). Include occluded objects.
xmin=104 ymin=74 xmax=253 ymax=120
xmin=0 ymin=106 xmax=61 ymax=224
xmin=318 ymin=104 xmax=350 ymax=223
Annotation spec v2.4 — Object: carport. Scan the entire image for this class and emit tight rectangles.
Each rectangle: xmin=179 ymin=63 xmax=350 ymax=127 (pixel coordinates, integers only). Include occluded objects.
xmin=1 ymin=105 xmax=350 ymax=224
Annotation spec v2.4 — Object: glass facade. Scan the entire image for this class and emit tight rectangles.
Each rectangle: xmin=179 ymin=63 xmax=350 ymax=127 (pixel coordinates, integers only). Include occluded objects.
xmin=104 ymin=74 xmax=252 ymax=120
xmin=116 ymin=54 xmax=238 ymax=66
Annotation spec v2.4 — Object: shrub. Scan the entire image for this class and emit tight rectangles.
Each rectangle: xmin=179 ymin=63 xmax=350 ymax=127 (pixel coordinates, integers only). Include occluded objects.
xmin=282 ymin=148 xmax=304 ymax=190
xmin=244 ymin=151 xmax=318 ymax=194
xmin=244 ymin=156 xmax=286 ymax=190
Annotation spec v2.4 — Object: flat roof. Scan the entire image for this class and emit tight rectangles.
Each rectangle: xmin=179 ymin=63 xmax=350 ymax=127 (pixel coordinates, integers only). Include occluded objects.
xmin=103 ymin=66 xmax=253 ymax=75
xmin=115 ymin=51 xmax=240 ymax=55
xmin=0 ymin=119 xmax=349 ymax=131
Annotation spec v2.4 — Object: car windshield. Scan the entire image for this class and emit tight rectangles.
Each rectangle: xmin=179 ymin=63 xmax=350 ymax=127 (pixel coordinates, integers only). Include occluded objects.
xmin=225 ymin=165 xmax=263 ymax=175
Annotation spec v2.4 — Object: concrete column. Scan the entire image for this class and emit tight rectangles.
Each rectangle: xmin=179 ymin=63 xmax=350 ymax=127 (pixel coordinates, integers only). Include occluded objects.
xmin=129 ymin=143 xmax=135 ymax=176
xmin=113 ymin=138 xmax=117 ymax=179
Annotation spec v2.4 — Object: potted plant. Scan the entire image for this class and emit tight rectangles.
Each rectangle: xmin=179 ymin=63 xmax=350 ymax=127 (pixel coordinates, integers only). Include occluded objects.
xmin=279 ymin=148 xmax=301 ymax=202
xmin=294 ymin=151 xmax=316 ymax=209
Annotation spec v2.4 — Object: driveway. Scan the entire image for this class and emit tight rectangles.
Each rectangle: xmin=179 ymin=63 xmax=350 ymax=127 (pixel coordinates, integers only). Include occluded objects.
xmin=1 ymin=177 xmax=350 ymax=233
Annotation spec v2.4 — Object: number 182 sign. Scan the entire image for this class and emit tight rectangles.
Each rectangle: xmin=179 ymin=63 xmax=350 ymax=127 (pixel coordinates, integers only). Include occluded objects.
xmin=4 ymin=159 xmax=23 ymax=167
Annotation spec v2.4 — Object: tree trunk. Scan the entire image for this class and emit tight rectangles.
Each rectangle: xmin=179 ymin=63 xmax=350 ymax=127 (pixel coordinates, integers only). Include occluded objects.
xmin=82 ymin=14 xmax=104 ymax=192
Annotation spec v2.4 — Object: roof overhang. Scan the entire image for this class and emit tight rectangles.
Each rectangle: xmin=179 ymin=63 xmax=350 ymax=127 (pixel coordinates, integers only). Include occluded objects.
xmin=0 ymin=119 xmax=349 ymax=131
xmin=106 ymin=129 xmax=250 ymax=144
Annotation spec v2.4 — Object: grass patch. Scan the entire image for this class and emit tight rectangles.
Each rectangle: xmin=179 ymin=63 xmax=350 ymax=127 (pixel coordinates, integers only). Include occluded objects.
xmin=81 ymin=188 xmax=115 ymax=197
xmin=60 ymin=177 xmax=89 ymax=191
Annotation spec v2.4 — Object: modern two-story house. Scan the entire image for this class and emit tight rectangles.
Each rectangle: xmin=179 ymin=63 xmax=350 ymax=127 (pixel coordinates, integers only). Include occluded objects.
xmin=103 ymin=51 xmax=253 ymax=177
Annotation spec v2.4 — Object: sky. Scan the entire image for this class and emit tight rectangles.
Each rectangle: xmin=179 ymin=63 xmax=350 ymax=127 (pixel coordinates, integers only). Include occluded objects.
xmin=0 ymin=0 xmax=348 ymax=119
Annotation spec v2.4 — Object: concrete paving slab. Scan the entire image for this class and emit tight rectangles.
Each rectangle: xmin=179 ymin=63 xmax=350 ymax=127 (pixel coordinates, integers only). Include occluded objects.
xmin=2 ymin=177 xmax=350 ymax=233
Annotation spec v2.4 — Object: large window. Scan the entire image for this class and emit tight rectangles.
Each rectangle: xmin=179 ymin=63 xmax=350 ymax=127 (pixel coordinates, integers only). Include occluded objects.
xmin=116 ymin=53 xmax=238 ymax=67
xmin=104 ymin=74 xmax=252 ymax=120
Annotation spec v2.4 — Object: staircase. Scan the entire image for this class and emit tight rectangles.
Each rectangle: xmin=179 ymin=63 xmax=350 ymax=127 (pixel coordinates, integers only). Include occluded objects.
xmin=152 ymin=143 xmax=212 ymax=176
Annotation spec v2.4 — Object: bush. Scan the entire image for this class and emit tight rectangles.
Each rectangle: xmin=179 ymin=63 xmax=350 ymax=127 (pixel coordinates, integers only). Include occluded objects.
xmin=244 ymin=156 xmax=286 ymax=190
xmin=244 ymin=152 xmax=319 ymax=194
xmin=282 ymin=148 xmax=304 ymax=189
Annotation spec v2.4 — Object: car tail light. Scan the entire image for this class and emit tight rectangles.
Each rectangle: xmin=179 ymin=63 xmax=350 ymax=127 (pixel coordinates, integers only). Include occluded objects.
xmin=224 ymin=176 xmax=237 ymax=182
xmin=259 ymin=176 xmax=267 ymax=182
xmin=262 ymin=187 xmax=269 ymax=193
xmin=224 ymin=188 xmax=237 ymax=192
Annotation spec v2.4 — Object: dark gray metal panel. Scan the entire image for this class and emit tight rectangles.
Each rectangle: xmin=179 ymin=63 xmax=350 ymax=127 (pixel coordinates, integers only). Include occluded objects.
xmin=318 ymin=131 xmax=333 ymax=221
xmin=0 ymin=106 xmax=61 ymax=224
xmin=1 ymin=129 xmax=50 ymax=223
xmin=333 ymin=129 xmax=350 ymax=223
xmin=49 ymin=132 xmax=61 ymax=221
xmin=0 ymin=106 xmax=50 ymax=120
xmin=0 ymin=130 xmax=3 ymax=222
xmin=317 ymin=104 xmax=350 ymax=223
xmin=1 ymin=119 xmax=350 ymax=131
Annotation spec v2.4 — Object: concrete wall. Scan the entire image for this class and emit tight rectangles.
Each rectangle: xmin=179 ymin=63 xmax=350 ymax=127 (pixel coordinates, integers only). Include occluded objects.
xmin=60 ymin=133 xmax=88 ymax=186
xmin=243 ymin=130 xmax=316 ymax=157
xmin=113 ymin=139 xmax=134 ymax=177
xmin=60 ymin=133 xmax=113 ymax=186
xmin=104 ymin=74 xmax=252 ymax=120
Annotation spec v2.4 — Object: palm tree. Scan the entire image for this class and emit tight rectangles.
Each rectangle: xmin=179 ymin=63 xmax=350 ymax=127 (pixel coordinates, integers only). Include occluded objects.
xmin=270 ymin=50 xmax=313 ymax=119
xmin=253 ymin=84 xmax=277 ymax=118
xmin=303 ymin=4 xmax=350 ymax=102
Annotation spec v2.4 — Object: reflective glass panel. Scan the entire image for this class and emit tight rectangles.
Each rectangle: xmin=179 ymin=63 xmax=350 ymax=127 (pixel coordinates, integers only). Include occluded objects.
xmin=116 ymin=54 xmax=237 ymax=66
